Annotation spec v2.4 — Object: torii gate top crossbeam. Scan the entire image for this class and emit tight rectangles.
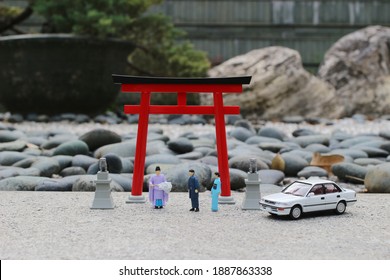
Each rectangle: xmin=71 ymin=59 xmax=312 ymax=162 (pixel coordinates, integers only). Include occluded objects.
xmin=112 ymin=75 xmax=251 ymax=93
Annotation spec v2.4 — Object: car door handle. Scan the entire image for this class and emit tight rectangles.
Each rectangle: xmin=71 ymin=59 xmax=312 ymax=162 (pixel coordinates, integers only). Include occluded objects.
xmin=337 ymin=195 xmax=340 ymax=198
xmin=321 ymin=197 xmax=325 ymax=200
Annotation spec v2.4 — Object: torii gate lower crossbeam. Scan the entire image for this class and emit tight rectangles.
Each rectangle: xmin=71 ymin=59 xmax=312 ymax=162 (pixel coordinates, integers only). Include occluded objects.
xmin=112 ymin=75 xmax=252 ymax=204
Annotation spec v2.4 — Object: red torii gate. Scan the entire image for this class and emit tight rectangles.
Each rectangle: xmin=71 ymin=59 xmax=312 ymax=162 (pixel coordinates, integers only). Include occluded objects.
xmin=112 ymin=75 xmax=252 ymax=204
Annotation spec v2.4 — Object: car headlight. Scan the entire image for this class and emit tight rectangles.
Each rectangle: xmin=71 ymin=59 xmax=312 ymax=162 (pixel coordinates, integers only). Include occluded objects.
xmin=276 ymin=202 xmax=289 ymax=206
xmin=260 ymin=198 xmax=265 ymax=203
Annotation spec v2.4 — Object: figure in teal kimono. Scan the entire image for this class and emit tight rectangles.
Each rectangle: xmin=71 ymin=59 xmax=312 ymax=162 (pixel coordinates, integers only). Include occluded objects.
xmin=211 ymin=172 xmax=221 ymax=212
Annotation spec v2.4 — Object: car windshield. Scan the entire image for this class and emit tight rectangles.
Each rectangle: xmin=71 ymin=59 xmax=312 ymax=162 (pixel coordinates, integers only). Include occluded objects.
xmin=282 ymin=182 xmax=311 ymax=197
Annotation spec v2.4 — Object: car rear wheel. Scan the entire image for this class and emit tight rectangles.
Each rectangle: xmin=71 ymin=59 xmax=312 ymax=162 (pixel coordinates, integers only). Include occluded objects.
xmin=289 ymin=205 xmax=302 ymax=220
xmin=335 ymin=201 xmax=346 ymax=215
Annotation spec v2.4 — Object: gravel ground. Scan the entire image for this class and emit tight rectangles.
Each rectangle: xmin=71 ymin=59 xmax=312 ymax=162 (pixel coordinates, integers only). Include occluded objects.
xmin=1 ymin=185 xmax=389 ymax=260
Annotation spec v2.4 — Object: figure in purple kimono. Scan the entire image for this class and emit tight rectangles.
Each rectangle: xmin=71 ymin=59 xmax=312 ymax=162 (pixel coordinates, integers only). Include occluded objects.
xmin=149 ymin=166 xmax=169 ymax=209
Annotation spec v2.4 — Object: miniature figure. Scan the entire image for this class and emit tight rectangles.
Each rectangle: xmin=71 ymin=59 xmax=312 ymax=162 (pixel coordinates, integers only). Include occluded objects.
xmin=211 ymin=172 xmax=221 ymax=212
xmin=149 ymin=166 xmax=168 ymax=209
xmin=188 ymin=169 xmax=200 ymax=212
xmin=260 ymin=178 xmax=357 ymax=219
xmin=99 ymin=157 xmax=108 ymax=172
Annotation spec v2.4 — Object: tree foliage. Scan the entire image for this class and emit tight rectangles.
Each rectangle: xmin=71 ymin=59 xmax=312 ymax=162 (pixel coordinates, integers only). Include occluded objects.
xmin=33 ymin=0 xmax=210 ymax=78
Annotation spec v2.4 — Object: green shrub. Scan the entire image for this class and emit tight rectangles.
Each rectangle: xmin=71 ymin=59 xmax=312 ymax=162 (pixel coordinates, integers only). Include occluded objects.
xmin=33 ymin=0 xmax=210 ymax=78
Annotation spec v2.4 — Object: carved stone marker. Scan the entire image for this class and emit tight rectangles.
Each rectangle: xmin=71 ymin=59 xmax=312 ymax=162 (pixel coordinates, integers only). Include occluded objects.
xmin=241 ymin=158 xmax=261 ymax=210
xmin=90 ymin=158 xmax=115 ymax=209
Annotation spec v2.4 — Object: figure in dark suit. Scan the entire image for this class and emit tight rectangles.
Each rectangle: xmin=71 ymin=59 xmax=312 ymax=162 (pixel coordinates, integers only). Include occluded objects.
xmin=188 ymin=169 xmax=200 ymax=212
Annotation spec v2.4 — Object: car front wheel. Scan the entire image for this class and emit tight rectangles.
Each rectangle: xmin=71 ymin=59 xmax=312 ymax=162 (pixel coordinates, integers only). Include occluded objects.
xmin=335 ymin=201 xmax=346 ymax=215
xmin=289 ymin=205 xmax=302 ymax=220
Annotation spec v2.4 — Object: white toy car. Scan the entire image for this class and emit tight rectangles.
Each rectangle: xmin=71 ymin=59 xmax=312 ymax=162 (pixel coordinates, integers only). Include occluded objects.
xmin=260 ymin=178 xmax=357 ymax=219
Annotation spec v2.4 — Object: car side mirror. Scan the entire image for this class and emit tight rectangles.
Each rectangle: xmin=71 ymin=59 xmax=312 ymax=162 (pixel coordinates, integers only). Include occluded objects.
xmin=307 ymin=192 xmax=315 ymax=197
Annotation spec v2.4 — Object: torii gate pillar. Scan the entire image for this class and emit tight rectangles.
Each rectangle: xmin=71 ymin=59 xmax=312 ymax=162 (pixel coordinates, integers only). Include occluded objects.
xmin=112 ymin=75 xmax=252 ymax=205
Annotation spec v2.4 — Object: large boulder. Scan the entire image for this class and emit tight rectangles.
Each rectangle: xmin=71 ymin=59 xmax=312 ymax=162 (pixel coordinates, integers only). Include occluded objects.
xmin=364 ymin=163 xmax=390 ymax=193
xmin=203 ymin=46 xmax=342 ymax=119
xmin=318 ymin=26 xmax=390 ymax=117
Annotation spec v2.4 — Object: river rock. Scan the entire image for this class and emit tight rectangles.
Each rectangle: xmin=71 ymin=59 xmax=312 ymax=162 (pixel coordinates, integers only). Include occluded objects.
xmin=191 ymin=138 xmax=215 ymax=149
xmin=144 ymin=154 xmax=181 ymax=170
xmin=60 ymin=167 xmax=86 ymax=177
xmin=204 ymin=46 xmax=342 ymax=119
xmin=146 ymin=163 xmax=176 ymax=175
xmin=41 ymin=134 xmax=77 ymax=149
xmin=0 ymin=130 xmax=25 ymax=143
xmin=351 ymin=147 xmax=389 ymax=158
xmin=234 ymin=119 xmax=256 ymax=134
xmin=364 ymin=163 xmax=390 ymax=193
xmin=72 ymin=175 xmax=124 ymax=192
xmin=53 ymin=140 xmax=89 ymax=156
xmin=245 ymin=136 xmax=281 ymax=145
xmin=51 ymin=155 xmax=73 ymax=170
xmin=291 ymin=135 xmax=330 ymax=148
xmin=230 ymin=127 xmax=254 ymax=142
xmin=331 ymin=163 xmax=368 ymax=183
xmin=0 ymin=176 xmax=47 ymax=191
xmin=165 ymin=162 xmax=212 ymax=192
xmin=380 ymin=142 xmax=390 ymax=153
xmin=330 ymin=149 xmax=368 ymax=159
xmin=258 ymin=169 xmax=285 ymax=185
xmin=87 ymin=163 xmax=99 ymax=175
xmin=12 ymin=157 xmax=37 ymax=168
xmin=297 ymin=166 xmax=328 ymax=178
xmin=338 ymin=136 xmax=382 ymax=149
xmin=354 ymin=158 xmax=385 ymax=166
xmin=305 ymin=144 xmax=331 ymax=153
xmin=198 ymin=156 xmax=219 ymax=166
xmin=148 ymin=133 xmax=170 ymax=143
xmin=167 ymin=137 xmax=194 ymax=154
xmin=0 ymin=151 xmax=32 ymax=166
xmin=282 ymin=150 xmax=313 ymax=163
xmin=228 ymin=144 xmax=268 ymax=159
xmin=35 ymin=176 xmax=82 ymax=191
xmin=31 ymin=157 xmax=61 ymax=177
xmin=292 ymin=128 xmax=318 ymax=137
xmin=109 ymin=173 xmax=132 ymax=192
xmin=0 ymin=166 xmax=40 ymax=178
xmin=379 ymin=131 xmax=390 ymax=140
xmin=271 ymin=153 xmax=308 ymax=177
xmin=0 ymin=140 xmax=27 ymax=152
xmin=23 ymin=148 xmax=42 ymax=157
xmin=258 ymin=127 xmax=287 ymax=141
xmin=72 ymin=155 xmax=98 ymax=170
xmin=177 ymin=151 xmax=204 ymax=160
xmin=318 ymin=26 xmax=390 ymax=117
xmin=227 ymin=168 xmax=247 ymax=190
xmin=282 ymin=116 xmax=304 ymax=124
xmin=94 ymin=140 xmax=136 ymax=158
xmin=121 ymin=158 xmax=134 ymax=173
xmin=24 ymin=136 xmax=47 ymax=147
xmin=258 ymin=142 xmax=288 ymax=153
xmin=104 ymin=153 xmax=123 ymax=174
xmin=79 ymin=128 xmax=122 ymax=151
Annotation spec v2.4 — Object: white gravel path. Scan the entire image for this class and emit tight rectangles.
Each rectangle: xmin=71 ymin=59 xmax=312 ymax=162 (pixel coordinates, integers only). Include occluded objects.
xmin=0 ymin=187 xmax=389 ymax=260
